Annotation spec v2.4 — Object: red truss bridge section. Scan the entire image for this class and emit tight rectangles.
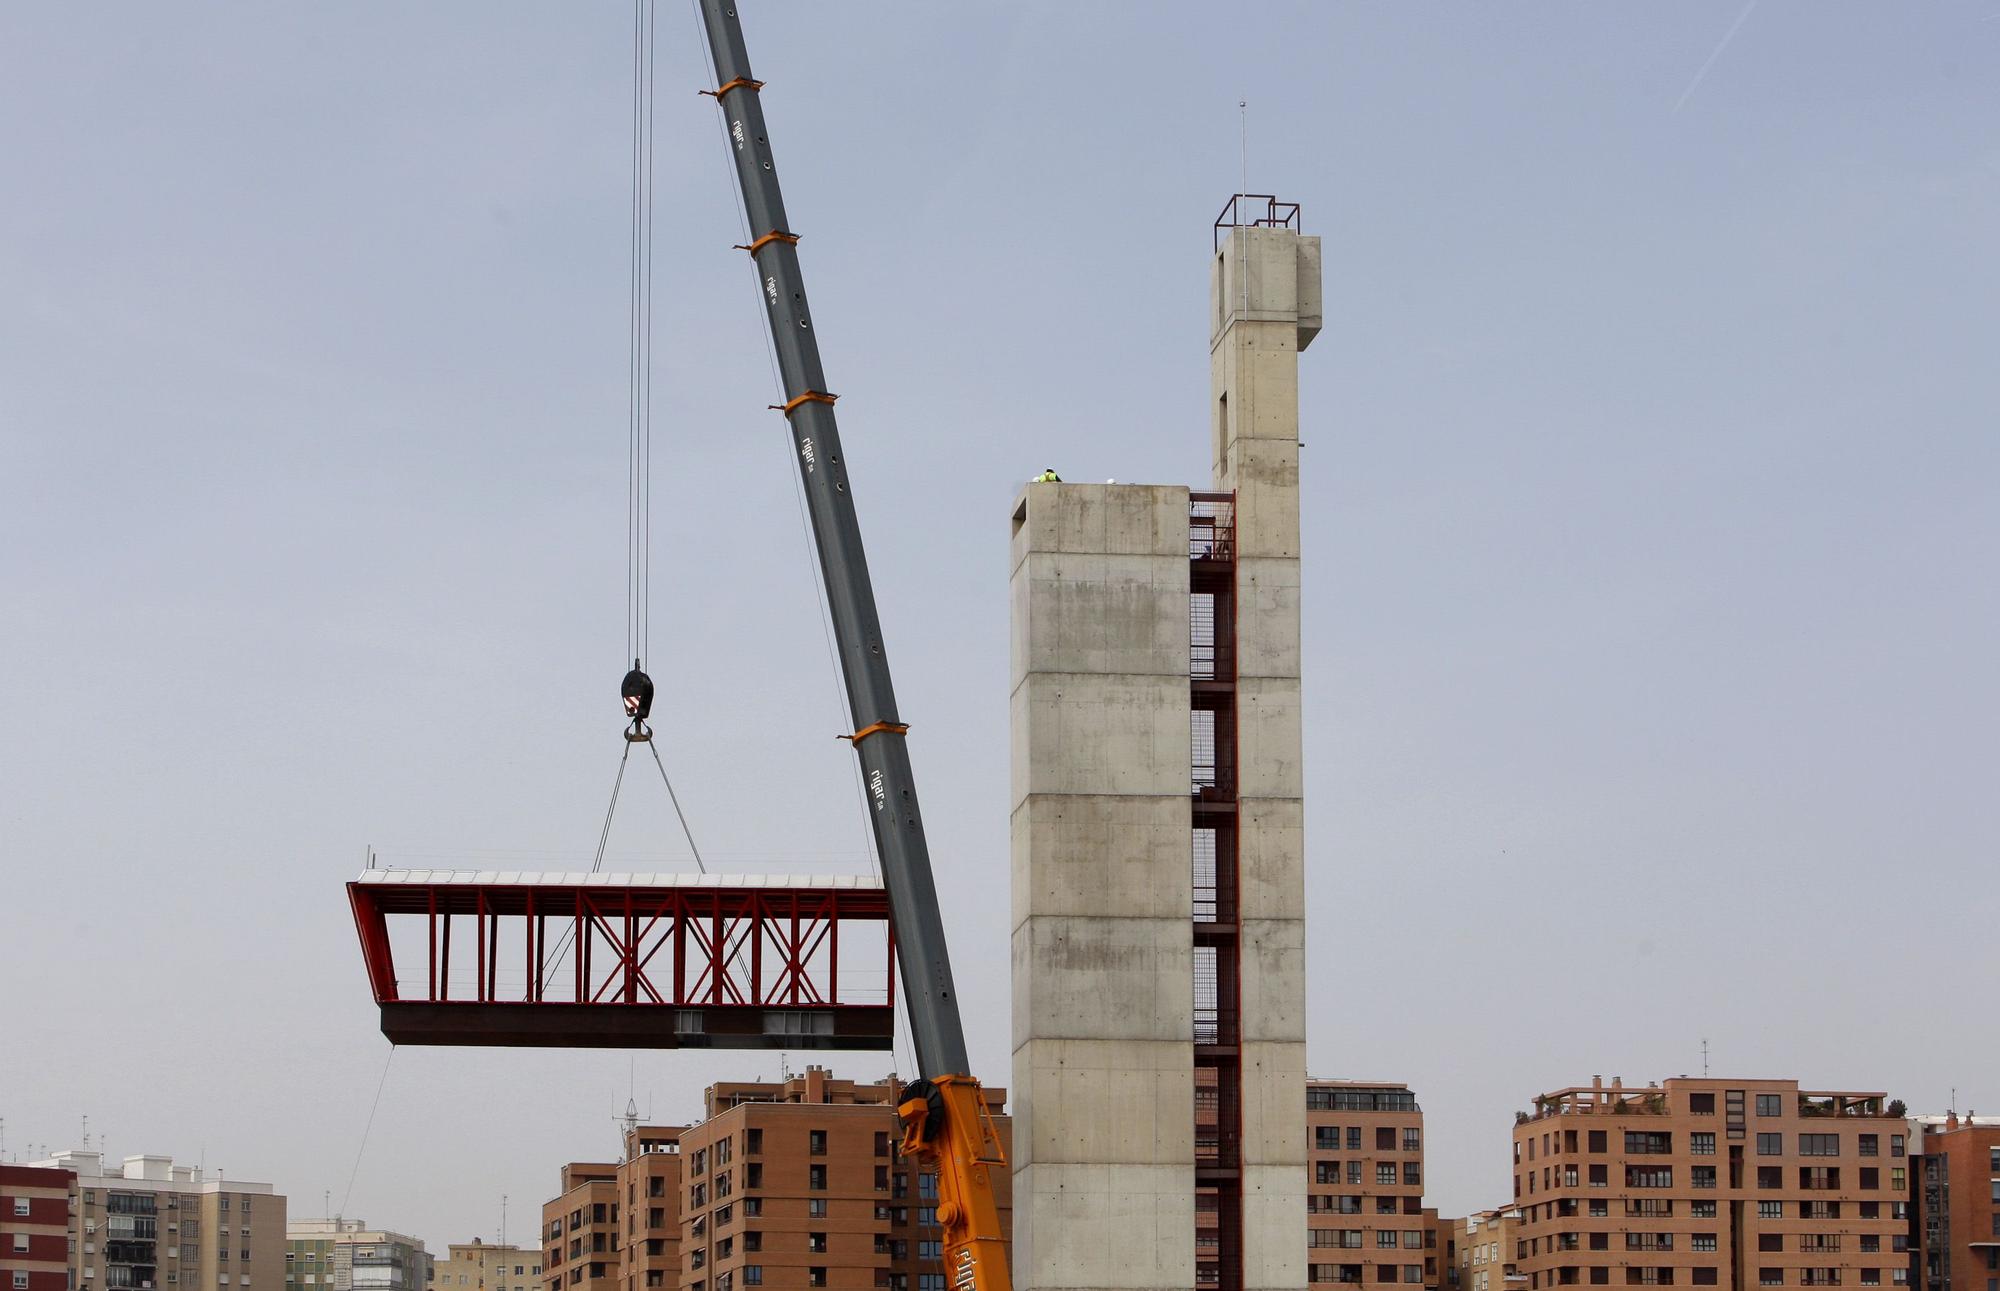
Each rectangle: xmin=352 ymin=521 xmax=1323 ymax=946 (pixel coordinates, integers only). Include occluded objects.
xmin=348 ymin=870 xmax=896 ymax=1050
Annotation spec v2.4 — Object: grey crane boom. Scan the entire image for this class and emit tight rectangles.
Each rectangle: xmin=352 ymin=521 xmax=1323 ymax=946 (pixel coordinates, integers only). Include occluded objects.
xmin=695 ymin=0 xmax=970 ymax=1082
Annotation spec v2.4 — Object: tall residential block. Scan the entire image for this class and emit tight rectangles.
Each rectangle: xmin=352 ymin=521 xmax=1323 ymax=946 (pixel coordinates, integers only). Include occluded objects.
xmin=543 ymin=1164 xmax=625 ymax=1291
xmin=1511 ymin=1077 xmax=1909 ymax=1291
xmin=1909 ymin=1114 xmax=2000 ymax=1291
xmin=1010 ymin=200 xmax=1319 ymax=1291
xmin=430 ymin=1241 xmax=543 ymax=1291
xmin=285 ymin=1220 xmax=430 ymax=1291
xmin=1305 ymin=1083 xmax=1435 ymax=1289
xmin=1 ymin=1165 xmax=74 ymax=1291
xmin=676 ymin=1069 xmax=1010 ymax=1291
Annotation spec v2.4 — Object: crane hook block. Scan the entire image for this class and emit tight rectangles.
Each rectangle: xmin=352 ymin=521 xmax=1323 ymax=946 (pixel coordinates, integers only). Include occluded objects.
xmin=622 ymin=663 xmax=655 ymax=722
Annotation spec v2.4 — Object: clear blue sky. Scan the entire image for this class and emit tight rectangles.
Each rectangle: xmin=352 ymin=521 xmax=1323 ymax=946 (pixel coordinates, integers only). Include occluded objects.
xmin=2 ymin=0 xmax=1995 ymax=1247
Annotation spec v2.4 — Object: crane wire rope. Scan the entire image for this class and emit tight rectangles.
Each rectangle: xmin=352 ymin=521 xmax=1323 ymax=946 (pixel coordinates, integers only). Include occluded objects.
xmin=689 ymin=0 xmax=918 ymax=1083
xmin=543 ymin=0 xmax=716 ymax=992
xmin=627 ymin=0 xmax=658 ymax=669
xmin=336 ymin=1044 xmax=396 ymax=1217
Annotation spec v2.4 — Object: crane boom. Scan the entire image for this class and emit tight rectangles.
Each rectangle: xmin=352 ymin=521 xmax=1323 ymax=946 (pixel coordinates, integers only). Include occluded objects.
xmin=692 ymin=7 xmax=1009 ymax=1291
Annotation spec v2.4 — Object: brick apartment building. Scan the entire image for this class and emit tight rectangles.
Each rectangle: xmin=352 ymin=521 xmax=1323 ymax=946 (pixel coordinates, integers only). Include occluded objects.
xmin=542 ymin=1070 xmax=1010 ymax=1291
xmin=1511 ymin=1077 xmax=1909 ymax=1291
xmin=676 ymin=1069 xmax=1011 ymax=1291
xmin=1452 ymin=1208 xmax=1525 ymax=1291
xmin=1909 ymin=1115 xmax=2000 ymax=1291
xmin=535 ymin=1124 xmax=683 ymax=1291
xmin=2 ymin=1165 xmax=74 ymax=1291
xmin=545 ymin=1161 xmax=626 ymax=1291
xmin=1303 ymin=1081 xmax=1438 ymax=1289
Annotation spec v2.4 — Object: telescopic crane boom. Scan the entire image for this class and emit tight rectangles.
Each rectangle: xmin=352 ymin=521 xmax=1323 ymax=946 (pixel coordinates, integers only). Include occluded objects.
xmin=692 ymin=7 xmax=1010 ymax=1291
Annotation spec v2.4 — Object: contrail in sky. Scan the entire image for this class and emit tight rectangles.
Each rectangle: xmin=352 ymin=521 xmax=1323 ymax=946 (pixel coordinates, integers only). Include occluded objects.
xmin=1674 ymin=0 xmax=1761 ymax=114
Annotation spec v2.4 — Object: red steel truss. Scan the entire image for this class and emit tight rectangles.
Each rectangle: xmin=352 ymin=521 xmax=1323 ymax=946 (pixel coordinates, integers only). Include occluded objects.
xmin=348 ymin=871 xmax=896 ymax=1050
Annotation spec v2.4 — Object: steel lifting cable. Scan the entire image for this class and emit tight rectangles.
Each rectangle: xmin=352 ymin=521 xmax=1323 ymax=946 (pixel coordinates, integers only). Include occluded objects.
xmin=627 ymin=0 xmax=658 ymax=669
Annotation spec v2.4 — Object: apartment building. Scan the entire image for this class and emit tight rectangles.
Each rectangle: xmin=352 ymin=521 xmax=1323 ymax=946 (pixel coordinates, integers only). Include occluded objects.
xmin=2 ymin=1165 xmax=75 ymax=1291
xmin=1305 ymin=1082 xmax=1435 ymax=1289
xmin=676 ymin=1068 xmax=1011 ymax=1291
xmin=285 ymin=1220 xmax=429 ymax=1291
xmin=1511 ymin=1077 xmax=1909 ymax=1291
xmin=544 ymin=1164 xmax=623 ymax=1291
xmin=1452 ymin=1209 xmax=1525 ymax=1291
xmin=33 ymin=1151 xmax=285 ymax=1291
xmin=619 ymin=1127 xmax=685 ymax=1291
xmin=429 ymin=1241 xmax=542 ymax=1291
xmin=1908 ymin=1114 xmax=2000 ymax=1291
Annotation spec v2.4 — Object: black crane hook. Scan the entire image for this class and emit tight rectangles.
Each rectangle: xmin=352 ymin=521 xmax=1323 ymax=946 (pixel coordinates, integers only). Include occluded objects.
xmin=621 ymin=660 xmax=655 ymax=741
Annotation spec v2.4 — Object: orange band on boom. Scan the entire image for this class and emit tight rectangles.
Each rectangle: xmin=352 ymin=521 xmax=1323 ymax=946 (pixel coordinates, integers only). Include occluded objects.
xmin=846 ymin=721 xmax=910 ymax=744
xmin=734 ymin=230 xmax=801 ymax=256
xmin=700 ymin=77 xmax=764 ymax=99
xmin=770 ymin=391 xmax=839 ymax=416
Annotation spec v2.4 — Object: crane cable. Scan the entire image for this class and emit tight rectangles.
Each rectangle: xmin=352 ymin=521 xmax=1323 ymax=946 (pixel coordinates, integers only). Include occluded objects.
xmin=627 ymin=0 xmax=657 ymax=671
xmin=544 ymin=1 xmax=719 ymax=992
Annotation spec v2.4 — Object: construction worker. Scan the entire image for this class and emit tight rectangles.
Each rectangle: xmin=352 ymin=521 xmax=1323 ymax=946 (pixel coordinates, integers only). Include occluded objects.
xmin=1036 ymin=467 xmax=1061 ymax=483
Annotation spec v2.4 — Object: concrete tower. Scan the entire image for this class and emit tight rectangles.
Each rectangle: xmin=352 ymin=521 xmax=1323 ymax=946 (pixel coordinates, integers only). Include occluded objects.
xmin=1010 ymin=204 xmax=1318 ymax=1291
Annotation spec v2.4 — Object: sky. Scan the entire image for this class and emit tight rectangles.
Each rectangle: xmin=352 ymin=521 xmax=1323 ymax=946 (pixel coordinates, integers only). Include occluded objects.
xmin=2 ymin=0 xmax=1996 ymax=1249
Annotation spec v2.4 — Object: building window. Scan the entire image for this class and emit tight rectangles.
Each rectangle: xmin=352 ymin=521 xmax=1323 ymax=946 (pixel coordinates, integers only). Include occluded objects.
xmin=1858 ymin=1135 xmax=1879 ymax=1157
xmin=14 ymin=1274 xmax=28 ymax=1291
xmin=1689 ymin=1093 xmax=1716 ymax=1115
xmin=808 ymin=1166 xmax=826 ymax=1191
xmin=809 ymin=1131 xmax=827 ymax=1157
xmin=807 ymin=1272 xmax=825 ymax=1288
xmin=808 ymin=1200 xmax=826 ymax=1219
xmin=1890 ymin=1136 xmax=1904 ymax=1158
xmin=1691 ymin=1167 xmax=1716 ymax=1189
xmin=1691 ymin=1201 xmax=1717 ymax=1219
xmin=1799 ymin=1135 xmax=1839 ymax=1157
xmin=1859 ymin=1168 xmax=1879 ymax=1190
xmin=1757 ymin=1133 xmax=1782 ymax=1156
xmin=1348 ymin=1127 xmax=1362 ymax=1151
xmin=1377 ymin=1165 xmax=1397 ymax=1187
xmin=741 ymin=1272 xmax=760 ymax=1289
xmin=1625 ymin=1168 xmax=1672 ymax=1189
xmin=1757 ymin=1167 xmax=1782 ymax=1189
xmin=1404 ymin=1129 xmax=1421 ymax=1152
xmin=11 ymin=1199 xmax=28 ymax=1217
xmin=1404 ymin=1164 xmax=1421 ymax=1187
xmin=1759 ymin=1201 xmax=1783 ymax=1219
xmin=1690 ymin=1133 xmax=1715 ymax=1156
xmin=1317 ymin=1129 xmax=1340 ymax=1151
xmin=1756 ymin=1095 xmax=1783 ymax=1117
xmin=807 ymin=1233 xmax=826 ymax=1254
xmin=1894 ymin=1169 xmax=1907 ymax=1192
xmin=1760 ymin=1272 xmax=1783 ymax=1287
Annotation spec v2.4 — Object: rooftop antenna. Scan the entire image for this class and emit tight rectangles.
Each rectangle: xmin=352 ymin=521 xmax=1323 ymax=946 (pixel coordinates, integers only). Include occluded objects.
xmin=81 ymin=1115 xmax=89 ymax=1151
xmin=1701 ymin=1038 xmax=1710 ymax=1078
xmin=501 ymin=1194 xmax=508 ymax=1247
xmin=324 ymin=1190 xmax=331 ymax=1221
